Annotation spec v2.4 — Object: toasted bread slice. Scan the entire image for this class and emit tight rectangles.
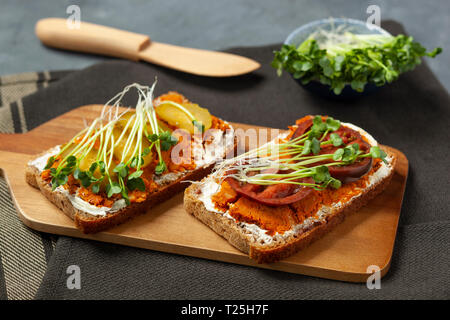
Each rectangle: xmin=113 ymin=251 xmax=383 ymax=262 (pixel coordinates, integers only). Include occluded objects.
xmin=25 ymin=84 xmax=237 ymax=234
xmin=26 ymin=135 xmax=236 ymax=234
xmin=184 ymin=146 xmax=396 ymax=264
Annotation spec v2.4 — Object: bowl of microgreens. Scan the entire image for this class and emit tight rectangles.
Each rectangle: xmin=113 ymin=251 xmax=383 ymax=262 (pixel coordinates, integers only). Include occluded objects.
xmin=272 ymin=18 xmax=442 ymax=99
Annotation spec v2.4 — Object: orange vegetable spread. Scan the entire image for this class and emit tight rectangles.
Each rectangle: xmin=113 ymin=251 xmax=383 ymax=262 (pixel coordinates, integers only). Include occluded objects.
xmin=229 ymin=197 xmax=295 ymax=235
xmin=74 ymin=134 xmax=101 ymax=149
xmin=155 ymin=91 xmax=188 ymax=104
xmin=78 ymin=187 xmax=115 ymax=207
xmin=211 ymin=181 xmax=238 ymax=211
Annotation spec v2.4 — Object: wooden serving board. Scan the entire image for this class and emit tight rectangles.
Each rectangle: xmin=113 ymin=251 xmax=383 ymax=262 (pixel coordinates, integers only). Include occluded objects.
xmin=0 ymin=105 xmax=408 ymax=282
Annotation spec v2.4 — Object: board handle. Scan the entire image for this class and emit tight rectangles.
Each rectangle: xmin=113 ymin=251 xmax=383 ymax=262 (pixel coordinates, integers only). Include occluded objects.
xmin=35 ymin=18 xmax=150 ymax=61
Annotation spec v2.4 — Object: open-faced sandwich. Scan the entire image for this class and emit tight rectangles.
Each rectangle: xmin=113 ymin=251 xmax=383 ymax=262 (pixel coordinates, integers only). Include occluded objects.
xmin=184 ymin=115 xmax=396 ymax=263
xmin=25 ymin=82 xmax=235 ymax=233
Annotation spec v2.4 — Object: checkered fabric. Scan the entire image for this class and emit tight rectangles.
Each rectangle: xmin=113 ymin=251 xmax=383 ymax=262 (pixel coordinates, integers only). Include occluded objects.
xmin=0 ymin=70 xmax=72 ymax=299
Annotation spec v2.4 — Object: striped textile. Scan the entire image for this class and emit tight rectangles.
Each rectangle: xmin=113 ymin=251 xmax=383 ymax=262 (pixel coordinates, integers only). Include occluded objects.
xmin=0 ymin=70 xmax=72 ymax=299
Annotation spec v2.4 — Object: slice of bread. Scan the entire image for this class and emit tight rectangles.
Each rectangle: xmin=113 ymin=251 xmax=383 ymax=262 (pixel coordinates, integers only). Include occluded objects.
xmin=26 ymin=134 xmax=236 ymax=234
xmin=184 ymin=148 xmax=397 ymax=264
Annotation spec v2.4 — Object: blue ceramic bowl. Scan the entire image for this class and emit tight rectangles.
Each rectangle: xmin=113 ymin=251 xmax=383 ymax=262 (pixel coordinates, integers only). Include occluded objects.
xmin=284 ymin=18 xmax=391 ymax=100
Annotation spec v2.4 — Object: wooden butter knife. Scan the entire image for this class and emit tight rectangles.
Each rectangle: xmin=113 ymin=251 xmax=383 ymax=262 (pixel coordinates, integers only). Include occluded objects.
xmin=35 ymin=18 xmax=260 ymax=77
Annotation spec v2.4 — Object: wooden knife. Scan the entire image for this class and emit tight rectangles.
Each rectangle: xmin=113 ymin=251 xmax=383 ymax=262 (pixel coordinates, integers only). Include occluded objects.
xmin=35 ymin=18 xmax=260 ymax=77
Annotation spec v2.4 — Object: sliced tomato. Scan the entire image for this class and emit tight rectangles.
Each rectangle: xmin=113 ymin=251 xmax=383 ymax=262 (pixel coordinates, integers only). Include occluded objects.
xmin=319 ymin=126 xmax=372 ymax=181
xmin=291 ymin=116 xmax=314 ymax=140
xmin=225 ymin=172 xmax=314 ymax=206
xmin=329 ymin=158 xmax=372 ymax=182
xmin=290 ymin=118 xmax=373 ymax=182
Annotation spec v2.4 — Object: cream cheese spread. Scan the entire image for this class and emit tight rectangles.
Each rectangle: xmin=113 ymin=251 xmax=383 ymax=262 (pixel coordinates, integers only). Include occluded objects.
xmin=194 ymin=125 xmax=235 ymax=169
xmin=28 ymin=145 xmax=61 ymax=172
xmin=342 ymin=121 xmax=378 ymax=146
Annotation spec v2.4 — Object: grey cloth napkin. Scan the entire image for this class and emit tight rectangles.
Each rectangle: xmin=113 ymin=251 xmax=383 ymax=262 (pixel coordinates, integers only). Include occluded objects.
xmin=0 ymin=21 xmax=448 ymax=299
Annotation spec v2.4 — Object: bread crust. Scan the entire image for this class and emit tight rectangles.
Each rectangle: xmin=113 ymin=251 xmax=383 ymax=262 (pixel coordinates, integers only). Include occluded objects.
xmin=184 ymin=149 xmax=397 ymax=264
xmin=26 ymin=137 xmax=236 ymax=234
xmin=184 ymin=186 xmax=251 ymax=254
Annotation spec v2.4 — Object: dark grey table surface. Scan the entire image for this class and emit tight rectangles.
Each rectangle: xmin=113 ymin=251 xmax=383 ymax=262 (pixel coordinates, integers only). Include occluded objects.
xmin=0 ymin=0 xmax=449 ymax=91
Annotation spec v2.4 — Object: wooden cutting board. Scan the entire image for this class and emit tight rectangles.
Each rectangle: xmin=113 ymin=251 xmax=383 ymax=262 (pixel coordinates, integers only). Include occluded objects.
xmin=0 ymin=105 xmax=408 ymax=282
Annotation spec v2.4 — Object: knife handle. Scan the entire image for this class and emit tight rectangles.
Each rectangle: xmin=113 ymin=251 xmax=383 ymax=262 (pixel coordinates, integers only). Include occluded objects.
xmin=35 ymin=18 xmax=150 ymax=61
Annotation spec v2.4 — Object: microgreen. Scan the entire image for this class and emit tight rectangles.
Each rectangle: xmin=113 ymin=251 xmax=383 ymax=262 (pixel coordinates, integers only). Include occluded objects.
xmin=44 ymin=156 xmax=55 ymax=170
xmin=332 ymin=148 xmax=345 ymax=161
xmin=272 ymin=30 xmax=442 ymax=94
xmin=128 ymin=170 xmax=143 ymax=180
xmin=126 ymin=167 xmax=145 ymax=193
xmin=311 ymin=165 xmax=330 ymax=183
xmin=148 ymin=133 xmax=159 ymax=142
xmin=301 ymin=139 xmax=312 ymax=156
xmin=155 ymin=161 xmax=167 ymax=175
xmin=326 ymin=117 xmax=341 ymax=131
xmin=113 ymin=163 xmax=129 ymax=178
xmin=73 ymin=160 xmax=106 ymax=189
xmin=127 ymin=177 xmax=146 ymax=192
xmin=106 ymin=182 xmax=122 ymax=198
xmin=146 ymin=131 xmax=178 ymax=171
xmin=159 ymin=131 xmax=178 ymax=151
xmin=329 ymin=133 xmax=343 ymax=146
xmin=49 ymin=156 xmax=77 ymax=190
xmin=311 ymin=137 xmax=321 ymax=155
xmin=367 ymin=146 xmax=388 ymax=163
